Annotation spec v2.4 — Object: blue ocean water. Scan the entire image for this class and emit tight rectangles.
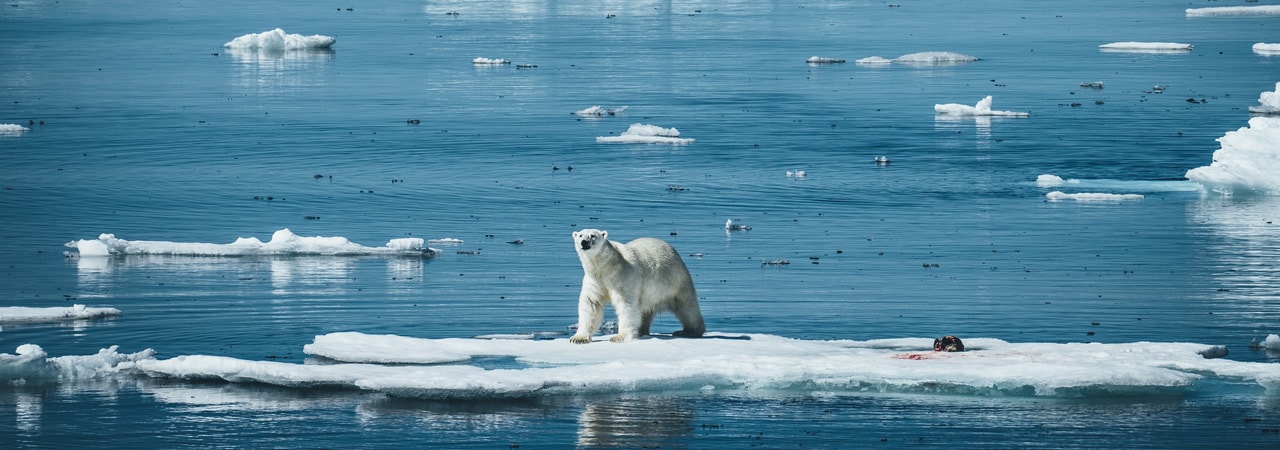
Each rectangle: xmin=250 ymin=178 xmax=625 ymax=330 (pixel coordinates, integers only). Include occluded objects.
xmin=3 ymin=0 xmax=1280 ymax=447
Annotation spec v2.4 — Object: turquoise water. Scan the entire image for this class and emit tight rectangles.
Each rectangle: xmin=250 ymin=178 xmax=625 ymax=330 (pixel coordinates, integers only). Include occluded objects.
xmin=3 ymin=0 xmax=1280 ymax=447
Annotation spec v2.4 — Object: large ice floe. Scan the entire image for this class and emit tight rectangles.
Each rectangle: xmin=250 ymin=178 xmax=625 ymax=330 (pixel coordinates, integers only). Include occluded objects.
xmin=1099 ymin=42 xmax=1193 ymax=53
xmin=65 ymin=229 xmax=437 ymax=257
xmin=1255 ymin=43 xmax=1280 ymax=56
xmin=0 ymin=305 xmax=121 ymax=324
xmin=0 ymin=124 xmax=30 ymax=135
xmin=934 ymin=96 xmax=1028 ymax=117
xmin=223 ymin=28 xmax=335 ymax=50
xmin=1186 ymin=5 xmax=1280 ymax=17
xmin=8 ymin=332 xmax=1280 ymax=399
xmin=857 ymin=51 xmax=978 ymax=66
xmin=596 ymin=123 xmax=694 ymax=144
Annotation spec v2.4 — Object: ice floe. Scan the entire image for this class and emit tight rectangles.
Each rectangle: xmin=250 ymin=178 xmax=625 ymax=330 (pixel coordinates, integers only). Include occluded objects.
xmin=1046 ymin=191 xmax=1145 ymax=202
xmin=1185 ymin=116 xmax=1280 ymax=195
xmin=223 ymin=28 xmax=335 ymax=50
xmin=0 ymin=305 xmax=121 ymax=324
xmin=572 ymin=106 xmax=627 ymax=117
xmin=1255 ymin=43 xmax=1280 ymax=56
xmin=856 ymin=52 xmax=977 ymax=66
xmin=0 ymin=124 xmax=30 ymax=135
xmin=472 ymin=57 xmax=510 ymax=65
xmin=806 ymin=56 xmax=845 ymax=64
xmin=1248 ymin=82 xmax=1280 ymax=115
xmin=596 ymin=123 xmax=694 ymax=145
xmin=10 ymin=332 xmax=1278 ymax=399
xmin=934 ymin=96 xmax=1028 ymax=117
xmin=1186 ymin=5 xmax=1280 ymax=17
xmin=1099 ymin=42 xmax=1193 ymax=53
xmin=1034 ymin=174 xmax=1200 ymax=193
xmin=65 ymin=229 xmax=438 ymax=257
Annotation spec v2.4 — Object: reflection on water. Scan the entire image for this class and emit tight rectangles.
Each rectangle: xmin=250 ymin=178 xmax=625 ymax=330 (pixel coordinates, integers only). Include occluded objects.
xmin=577 ymin=396 xmax=694 ymax=448
xmin=1188 ymin=196 xmax=1280 ymax=300
xmin=226 ymin=47 xmax=334 ymax=92
xmin=73 ymin=255 xmax=423 ymax=298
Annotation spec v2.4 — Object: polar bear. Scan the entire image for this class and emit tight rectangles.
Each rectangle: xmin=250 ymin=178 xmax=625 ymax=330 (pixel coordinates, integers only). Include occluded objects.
xmin=570 ymin=229 xmax=705 ymax=344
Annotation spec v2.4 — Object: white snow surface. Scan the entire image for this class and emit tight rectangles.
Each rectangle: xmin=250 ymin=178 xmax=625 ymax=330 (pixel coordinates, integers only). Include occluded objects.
xmin=1185 ymin=116 xmax=1280 ymax=195
xmin=0 ymin=124 xmax=30 ymax=134
xmin=596 ymin=123 xmax=694 ymax=144
xmin=1255 ymin=43 xmax=1280 ymax=56
xmin=10 ymin=332 xmax=1278 ymax=399
xmin=65 ymin=228 xmax=437 ymax=257
xmin=1248 ymin=81 xmax=1280 ymax=114
xmin=1099 ymin=42 xmax=1192 ymax=52
xmin=223 ymin=28 xmax=335 ymax=50
xmin=1187 ymin=5 xmax=1280 ymax=17
xmin=934 ymin=96 xmax=1028 ymax=117
xmin=0 ymin=305 xmax=121 ymax=324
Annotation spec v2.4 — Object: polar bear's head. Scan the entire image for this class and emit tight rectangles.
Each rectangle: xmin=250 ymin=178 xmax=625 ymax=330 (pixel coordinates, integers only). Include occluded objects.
xmin=573 ymin=229 xmax=609 ymax=253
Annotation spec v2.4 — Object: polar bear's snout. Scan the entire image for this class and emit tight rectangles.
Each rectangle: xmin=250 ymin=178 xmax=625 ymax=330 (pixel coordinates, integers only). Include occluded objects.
xmin=579 ymin=238 xmax=592 ymax=251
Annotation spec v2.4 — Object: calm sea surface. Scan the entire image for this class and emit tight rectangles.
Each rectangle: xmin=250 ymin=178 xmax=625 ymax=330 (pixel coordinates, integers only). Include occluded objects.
xmin=3 ymin=0 xmax=1280 ymax=448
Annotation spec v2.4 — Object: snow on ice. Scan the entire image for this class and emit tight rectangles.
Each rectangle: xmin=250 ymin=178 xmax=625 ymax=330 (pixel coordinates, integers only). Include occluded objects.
xmin=223 ymin=28 xmax=335 ymax=50
xmin=65 ymin=228 xmax=438 ymax=257
xmin=596 ymin=124 xmax=694 ymax=145
xmin=934 ymin=96 xmax=1028 ymax=117
xmin=7 ymin=333 xmax=1280 ymax=399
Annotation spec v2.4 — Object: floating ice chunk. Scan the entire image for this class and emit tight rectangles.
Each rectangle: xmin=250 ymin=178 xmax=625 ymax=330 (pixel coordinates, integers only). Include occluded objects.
xmin=1099 ymin=42 xmax=1192 ymax=53
xmin=1186 ymin=5 xmax=1280 ymax=17
xmin=1185 ymin=116 xmax=1280 ymax=195
xmin=596 ymin=123 xmax=694 ymax=144
xmin=725 ymin=219 xmax=752 ymax=231
xmin=0 ymin=305 xmax=122 ymax=324
xmin=806 ymin=56 xmax=845 ymax=64
xmin=573 ymin=106 xmax=627 ymax=116
xmin=64 ymin=229 xmax=438 ymax=257
xmin=1248 ymin=82 xmax=1280 ymax=115
xmin=1266 ymin=335 xmax=1280 ymax=350
xmin=472 ymin=57 xmax=510 ymax=65
xmin=893 ymin=51 xmax=978 ymax=64
xmin=426 ymin=238 xmax=463 ymax=245
xmin=0 ymin=345 xmax=154 ymax=383
xmin=1255 ymin=43 xmax=1280 ymax=56
xmin=0 ymin=124 xmax=29 ymax=134
xmin=855 ymin=56 xmax=894 ymax=65
xmin=1036 ymin=174 xmax=1066 ymax=187
xmin=1046 ymin=191 xmax=1144 ymax=201
xmin=935 ymin=96 xmax=1028 ymax=117
xmin=224 ymin=28 xmax=335 ymax=50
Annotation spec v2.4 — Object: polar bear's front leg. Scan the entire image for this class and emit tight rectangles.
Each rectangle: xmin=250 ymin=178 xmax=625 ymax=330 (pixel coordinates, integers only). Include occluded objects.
xmin=610 ymin=296 xmax=644 ymax=343
xmin=571 ymin=283 xmax=605 ymax=344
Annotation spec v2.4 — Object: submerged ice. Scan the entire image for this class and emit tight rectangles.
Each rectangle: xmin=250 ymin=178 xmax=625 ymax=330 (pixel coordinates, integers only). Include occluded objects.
xmin=8 ymin=333 xmax=1280 ymax=399
xmin=223 ymin=28 xmax=335 ymax=50
xmin=65 ymin=228 xmax=437 ymax=257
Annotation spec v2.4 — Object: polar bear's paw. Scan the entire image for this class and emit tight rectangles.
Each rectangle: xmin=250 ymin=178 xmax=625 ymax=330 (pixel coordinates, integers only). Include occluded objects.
xmin=570 ymin=334 xmax=593 ymax=344
xmin=609 ymin=333 xmax=634 ymax=343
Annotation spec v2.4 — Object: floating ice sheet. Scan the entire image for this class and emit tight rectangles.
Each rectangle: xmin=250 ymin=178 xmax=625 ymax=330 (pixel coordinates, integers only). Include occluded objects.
xmin=1255 ymin=43 xmax=1280 ymax=56
xmin=224 ymin=28 xmax=335 ymax=50
xmin=1035 ymin=174 xmax=1200 ymax=192
xmin=0 ymin=124 xmax=30 ymax=135
xmin=1099 ymin=42 xmax=1192 ymax=53
xmin=1186 ymin=5 xmax=1280 ymax=17
xmin=472 ymin=57 xmax=510 ymax=65
xmin=806 ymin=56 xmax=845 ymax=64
xmin=65 ymin=229 xmax=437 ymax=257
xmin=573 ymin=106 xmax=627 ymax=117
xmin=1185 ymin=116 xmax=1280 ymax=195
xmin=596 ymin=123 xmax=694 ymax=145
xmin=1046 ymin=191 xmax=1144 ymax=202
xmin=0 ymin=305 xmax=121 ymax=324
xmin=855 ymin=52 xmax=977 ymax=66
xmin=1 ymin=332 xmax=1259 ymax=399
xmin=935 ymin=96 xmax=1028 ymax=117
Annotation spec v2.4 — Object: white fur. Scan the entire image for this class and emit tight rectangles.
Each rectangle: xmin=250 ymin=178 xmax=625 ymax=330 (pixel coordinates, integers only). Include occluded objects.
xmin=570 ymin=229 xmax=705 ymax=344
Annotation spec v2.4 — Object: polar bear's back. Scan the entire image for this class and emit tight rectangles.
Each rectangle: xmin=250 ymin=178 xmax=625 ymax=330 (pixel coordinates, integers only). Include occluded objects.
xmin=617 ymin=237 xmax=691 ymax=281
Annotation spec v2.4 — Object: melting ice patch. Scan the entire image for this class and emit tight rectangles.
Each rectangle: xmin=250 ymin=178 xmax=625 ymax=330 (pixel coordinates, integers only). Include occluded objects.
xmin=935 ymin=96 xmax=1028 ymax=117
xmin=1099 ymin=42 xmax=1192 ymax=53
xmin=0 ymin=124 xmax=30 ymax=135
xmin=596 ymin=124 xmax=694 ymax=145
xmin=1248 ymin=82 xmax=1280 ymax=115
xmin=1255 ymin=43 xmax=1280 ymax=56
xmin=1186 ymin=5 xmax=1280 ymax=17
xmin=224 ymin=28 xmax=335 ymax=50
xmin=1185 ymin=116 xmax=1280 ymax=195
xmin=65 ymin=229 xmax=437 ymax=257
xmin=14 ymin=333 xmax=1279 ymax=399
xmin=0 ymin=305 xmax=121 ymax=324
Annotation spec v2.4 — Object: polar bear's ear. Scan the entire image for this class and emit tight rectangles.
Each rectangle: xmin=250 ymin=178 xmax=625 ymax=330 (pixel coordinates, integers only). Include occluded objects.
xmin=572 ymin=231 xmax=580 ymax=239
xmin=600 ymin=230 xmax=608 ymax=240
